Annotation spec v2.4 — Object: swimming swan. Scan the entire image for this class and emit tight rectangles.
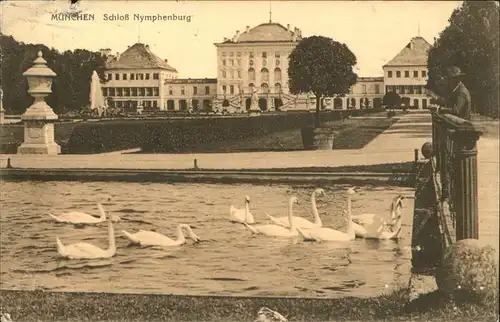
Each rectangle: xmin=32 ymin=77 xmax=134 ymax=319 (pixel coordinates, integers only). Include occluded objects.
xmin=266 ymin=188 xmax=325 ymax=229
xmin=229 ymin=195 xmax=255 ymax=224
xmin=351 ymin=195 xmax=405 ymax=238
xmin=56 ymin=210 xmax=116 ymax=259
xmin=49 ymin=203 xmax=121 ymax=224
xmin=297 ymin=188 xmax=356 ymax=242
xmin=122 ymin=224 xmax=201 ymax=247
xmin=243 ymin=196 xmax=299 ymax=237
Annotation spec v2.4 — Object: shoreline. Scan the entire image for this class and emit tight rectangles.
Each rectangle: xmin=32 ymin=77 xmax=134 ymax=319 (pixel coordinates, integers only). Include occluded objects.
xmin=0 ymin=168 xmax=415 ymax=186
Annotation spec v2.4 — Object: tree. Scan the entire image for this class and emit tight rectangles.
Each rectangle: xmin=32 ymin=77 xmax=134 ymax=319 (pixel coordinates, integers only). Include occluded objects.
xmin=383 ymin=91 xmax=401 ymax=110
xmin=288 ymin=36 xmax=357 ymax=127
xmin=427 ymin=1 xmax=499 ymax=118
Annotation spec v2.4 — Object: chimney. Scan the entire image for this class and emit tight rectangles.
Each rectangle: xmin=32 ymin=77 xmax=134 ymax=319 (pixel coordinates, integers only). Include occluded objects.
xmin=116 ymin=52 xmax=120 ymax=60
xmin=246 ymin=25 xmax=250 ymax=33
xmin=292 ymin=31 xmax=297 ymax=42
xmin=223 ymin=37 xmax=228 ymax=42
xmin=287 ymin=24 xmax=290 ymax=31
xmin=233 ymin=30 xmax=240 ymax=42
xmin=145 ymin=45 xmax=150 ymax=50
xmin=297 ymin=28 xmax=301 ymax=37
xmin=410 ymin=40 xmax=414 ymax=50
xmin=164 ymin=59 xmax=168 ymax=63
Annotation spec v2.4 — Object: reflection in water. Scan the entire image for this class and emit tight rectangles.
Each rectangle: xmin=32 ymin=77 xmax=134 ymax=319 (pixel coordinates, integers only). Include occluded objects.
xmin=0 ymin=181 xmax=414 ymax=298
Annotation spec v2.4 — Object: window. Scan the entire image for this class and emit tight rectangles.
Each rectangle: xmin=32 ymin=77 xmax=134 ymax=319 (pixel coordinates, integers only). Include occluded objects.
xmin=153 ymin=101 xmax=158 ymax=108
xmin=262 ymin=59 xmax=267 ymax=66
xmin=168 ymin=86 xmax=173 ymax=95
xmin=145 ymin=73 xmax=150 ymax=80
xmin=421 ymin=70 xmax=427 ymax=78
xmin=237 ymin=71 xmax=241 ymax=79
xmin=405 ymin=71 xmax=410 ymax=78
xmin=107 ymin=73 xmax=112 ymax=81
xmin=222 ymin=59 xmax=226 ymax=66
xmin=181 ymin=86 xmax=185 ymax=95
xmin=249 ymin=60 xmax=254 ymax=66
xmin=153 ymin=73 xmax=159 ymax=80
xmin=222 ymin=71 xmax=227 ymax=78
xmin=249 ymin=52 xmax=254 ymax=58
xmin=229 ymin=52 xmax=234 ymax=57
xmin=248 ymin=68 xmax=255 ymax=81
xmin=117 ymin=88 xmax=123 ymax=96
xmin=109 ymin=88 xmax=116 ymax=96
xmin=388 ymin=71 xmax=393 ymax=78
xmin=124 ymin=88 xmax=130 ymax=96
xmin=276 ymin=60 xmax=280 ymax=66
xmin=413 ymin=70 xmax=418 ymax=78
xmin=130 ymin=73 xmax=135 ymax=80
xmin=230 ymin=59 xmax=234 ymax=66
xmin=231 ymin=71 xmax=234 ymax=79
xmin=374 ymin=84 xmax=380 ymax=94
xmin=274 ymin=68 xmax=281 ymax=81
xmin=230 ymin=85 xmax=234 ymax=94
xmin=131 ymin=88 xmax=137 ymax=96
xmin=115 ymin=73 xmax=120 ymax=80
xmin=237 ymin=52 xmax=241 ymax=57
xmin=123 ymin=73 xmax=127 ymax=80
xmin=205 ymin=86 xmax=210 ymax=95
xmin=262 ymin=52 xmax=267 ymax=58
xmin=261 ymin=68 xmax=269 ymax=82
xmin=362 ymin=84 xmax=367 ymax=94
xmin=222 ymin=85 xmax=227 ymax=93
xmin=103 ymin=88 xmax=108 ymax=96
xmin=396 ymin=71 xmax=401 ymax=78
xmin=275 ymin=52 xmax=280 ymax=58
xmin=222 ymin=52 xmax=226 ymax=56
xmin=237 ymin=59 xmax=241 ymax=66
xmin=193 ymin=86 xmax=198 ymax=95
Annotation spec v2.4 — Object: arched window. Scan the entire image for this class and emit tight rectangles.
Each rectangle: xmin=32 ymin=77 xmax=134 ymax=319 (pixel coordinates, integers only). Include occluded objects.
xmin=274 ymin=83 xmax=282 ymax=94
xmin=248 ymin=68 xmax=255 ymax=81
xmin=274 ymin=68 xmax=281 ymax=81
xmin=248 ymin=83 xmax=255 ymax=93
xmin=261 ymin=83 xmax=269 ymax=94
xmin=261 ymin=68 xmax=269 ymax=82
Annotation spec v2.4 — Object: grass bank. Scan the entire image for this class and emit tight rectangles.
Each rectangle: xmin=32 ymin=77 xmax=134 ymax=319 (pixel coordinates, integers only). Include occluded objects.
xmin=0 ymin=287 xmax=497 ymax=321
xmin=137 ymin=111 xmax=399 ymax=154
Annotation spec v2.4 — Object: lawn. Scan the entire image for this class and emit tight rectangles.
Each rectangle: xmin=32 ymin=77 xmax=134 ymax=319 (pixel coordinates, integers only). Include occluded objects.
xmin=0 ymin=287 xmax=497 ymax=321
xmin=169 ymin=111 xmax=398 ymax=153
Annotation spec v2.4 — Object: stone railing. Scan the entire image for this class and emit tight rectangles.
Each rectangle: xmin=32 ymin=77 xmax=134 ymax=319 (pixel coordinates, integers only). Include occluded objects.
xmin=430 ymin=109 xmax=483 ymax=247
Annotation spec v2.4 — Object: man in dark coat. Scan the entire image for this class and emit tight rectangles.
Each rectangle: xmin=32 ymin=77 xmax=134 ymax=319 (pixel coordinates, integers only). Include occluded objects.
xmin=437 ymin=66 xmax=472 ymax=120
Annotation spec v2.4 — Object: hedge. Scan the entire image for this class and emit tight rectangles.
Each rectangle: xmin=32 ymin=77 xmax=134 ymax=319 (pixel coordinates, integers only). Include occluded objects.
xmin=66 ymin=108 xmax=385 ymax=154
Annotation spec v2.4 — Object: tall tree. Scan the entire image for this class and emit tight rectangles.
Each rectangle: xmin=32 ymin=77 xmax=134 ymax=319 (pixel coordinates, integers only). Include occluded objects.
xmin=288 ymin=36 xmax=358 ymax=127
xmin=427 ymin=1 xmax=499 ymax=118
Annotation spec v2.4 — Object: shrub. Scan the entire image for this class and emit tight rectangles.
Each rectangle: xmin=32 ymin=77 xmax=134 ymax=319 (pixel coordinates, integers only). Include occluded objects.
xmin=66 ymin=109 xmax=385 ymax=154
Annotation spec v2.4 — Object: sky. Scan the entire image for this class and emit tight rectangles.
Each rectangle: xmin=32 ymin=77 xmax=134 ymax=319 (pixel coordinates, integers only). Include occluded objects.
xmin=2 ymin=0 xmax=463 ymax=78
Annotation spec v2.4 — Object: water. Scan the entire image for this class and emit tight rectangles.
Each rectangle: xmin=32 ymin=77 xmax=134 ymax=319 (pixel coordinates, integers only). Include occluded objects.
xmin=0 ymin=181 xmax=414 ymax=298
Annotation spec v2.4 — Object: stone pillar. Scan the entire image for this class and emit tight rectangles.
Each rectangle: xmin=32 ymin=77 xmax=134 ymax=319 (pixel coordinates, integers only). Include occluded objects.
xmin=453 ymin=128 xmax=482 ymax=240
xmin=0 ymin=88 xmax=4 ymax=125
xmin=17 ymin=51 xmax=61 ymax=155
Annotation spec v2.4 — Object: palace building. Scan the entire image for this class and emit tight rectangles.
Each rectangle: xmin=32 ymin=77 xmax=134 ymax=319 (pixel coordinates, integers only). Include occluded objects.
xmin=101 ymin=21 xmax=432 ymax=112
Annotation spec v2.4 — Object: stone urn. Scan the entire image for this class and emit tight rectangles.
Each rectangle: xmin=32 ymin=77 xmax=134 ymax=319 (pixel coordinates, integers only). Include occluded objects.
xmin=301 ymin=126 xmax=335 ymax=150
xmin=17 ymin=51 xmax=61 ymax=154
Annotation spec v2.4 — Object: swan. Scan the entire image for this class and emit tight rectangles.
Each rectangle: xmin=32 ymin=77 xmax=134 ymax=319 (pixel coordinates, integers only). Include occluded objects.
xmin=352 ymin=195 xmax=405 ymax=238
xmin=56 ymin=210 xmax=116 ymax=259
xmin=49 ymin=202 xmax=121 ymax=224
xmin=297 ymin=188 xmax=357 ymax=242
xmin=266 ymin=188 xmax=325 ymax=229
xmin=122 ymin=224 xmax=201 ymax=247
xmin=229 ymin=195 xmax=255 ymax=224
xmin=243 ymin=196 xmax=299 ymax=237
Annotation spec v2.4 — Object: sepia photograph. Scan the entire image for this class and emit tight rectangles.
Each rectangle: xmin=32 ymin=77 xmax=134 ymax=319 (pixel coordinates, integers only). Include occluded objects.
xmin=0 ymin=0 xmax=498 ymax=321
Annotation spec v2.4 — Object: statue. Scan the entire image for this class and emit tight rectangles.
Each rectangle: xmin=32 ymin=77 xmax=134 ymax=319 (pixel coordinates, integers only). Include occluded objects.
xmin=249 ymin=88 xmax=260 ymax=116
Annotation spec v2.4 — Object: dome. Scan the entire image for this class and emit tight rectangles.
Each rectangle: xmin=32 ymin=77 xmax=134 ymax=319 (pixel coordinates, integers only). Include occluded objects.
xmin=222 ymin=23 xmax=302 ymax=44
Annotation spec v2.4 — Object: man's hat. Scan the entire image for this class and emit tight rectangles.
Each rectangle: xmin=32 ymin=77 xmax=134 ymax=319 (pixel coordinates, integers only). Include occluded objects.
xmin=445 ymin=66 xmax=466 ymax=78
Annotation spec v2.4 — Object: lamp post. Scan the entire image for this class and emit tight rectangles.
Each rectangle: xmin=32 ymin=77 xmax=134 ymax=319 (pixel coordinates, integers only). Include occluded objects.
xmin=17 ymin=51 xmax=61 ymax=154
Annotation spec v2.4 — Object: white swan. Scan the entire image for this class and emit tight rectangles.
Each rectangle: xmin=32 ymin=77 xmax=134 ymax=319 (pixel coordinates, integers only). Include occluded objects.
xmin=56 ymin=210 xmax=116 ymax=259
xmin=229 ymin=195 xmax=255 ymax=224
xmin=49 ymin=202 xmax=121 ymax=224
xmin=122 ymin=224 xmax=201 ymax=247
xmin=266 ymin=188 xmax=325 ymax=229
xmin=243 ymin=196 xmax=299 ymax=237
xmin=352 ymin=195 xmax=405 ymax=238
xmin=297 ymin=188 xmax=356 ymax=242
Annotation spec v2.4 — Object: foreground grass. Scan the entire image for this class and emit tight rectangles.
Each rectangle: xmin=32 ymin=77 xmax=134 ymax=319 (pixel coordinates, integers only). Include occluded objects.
xmin=0 ymin=287 xmax=497 ymax=321
xmin=173 ymin=112 xmax=398 ymax=153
